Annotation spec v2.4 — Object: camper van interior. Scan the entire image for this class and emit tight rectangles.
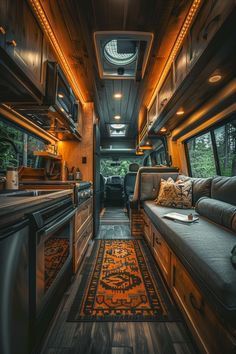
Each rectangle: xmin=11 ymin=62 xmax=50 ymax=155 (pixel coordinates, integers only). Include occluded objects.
xmin=0 ymin=0 xmax=236 ymax=353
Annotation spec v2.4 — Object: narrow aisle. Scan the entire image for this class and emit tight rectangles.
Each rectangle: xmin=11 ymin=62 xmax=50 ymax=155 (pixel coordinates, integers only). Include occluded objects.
xmin=40 ymin=238 xmax=198 ymax=354
xmin=97 ymin=207 xmax=133 ymax=240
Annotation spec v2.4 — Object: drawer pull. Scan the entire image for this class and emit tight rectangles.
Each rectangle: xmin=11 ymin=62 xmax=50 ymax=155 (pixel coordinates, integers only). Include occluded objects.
xmin=155 ymin=237 xmax=161 ymax=245
xmin=189 ymin=292 xmax=204 ymax=314
xmin=202 ymin=15 xmax=220 ymax=40
xmin=160 ymin=98 xmax=168 ymax=107
xmin=7 ymin=39 xmax=17 ymax=47
xmin=0 ymin=26 xmax=6 ymax=34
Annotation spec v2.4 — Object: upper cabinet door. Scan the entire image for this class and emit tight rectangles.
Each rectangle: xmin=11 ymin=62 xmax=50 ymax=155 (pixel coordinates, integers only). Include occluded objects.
xmin=5 ymin=0 xmax=46 ymax=93
xmin=0 ymin=0 xmax=7 ymax=48
xmin=188 ymin=0 xmax=235 ymax=68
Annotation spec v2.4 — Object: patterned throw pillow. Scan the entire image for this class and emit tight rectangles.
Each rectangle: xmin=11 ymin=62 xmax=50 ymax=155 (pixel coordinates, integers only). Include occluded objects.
xmin=155 ymin=177 xmax=192 ymax=209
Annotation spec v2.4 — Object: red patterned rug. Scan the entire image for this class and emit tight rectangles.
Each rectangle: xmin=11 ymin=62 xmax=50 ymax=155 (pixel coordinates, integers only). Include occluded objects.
xmin=67 ymin=240 xmax=180 ymax=321
xmin=45 ymin=238 xmax=69 ymax=292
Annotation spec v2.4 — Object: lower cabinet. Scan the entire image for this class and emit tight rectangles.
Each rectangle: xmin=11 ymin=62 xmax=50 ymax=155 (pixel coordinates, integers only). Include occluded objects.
xmin=171 ymin=256 xmax=236 ymax=354
xmin=143 ymin=210 xmax=236 ymax=354
xmin=152 ymin=224 xmax=171 ymax=286
xmin=73 ymin=199 xmax=93 ymax=273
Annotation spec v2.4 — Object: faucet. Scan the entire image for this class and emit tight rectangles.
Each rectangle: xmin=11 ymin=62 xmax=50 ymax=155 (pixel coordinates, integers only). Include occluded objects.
xmin=0 ymin=137 xmax=20 ymax=167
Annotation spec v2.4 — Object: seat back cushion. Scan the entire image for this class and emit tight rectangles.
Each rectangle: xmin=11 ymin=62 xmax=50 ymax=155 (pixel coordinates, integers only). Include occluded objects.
xmin=124 ymin=172 xmax=137 ymax=195
xmin=140 ymin=172 xmax=179 ymax=201
xmin=211 ymin=176 xmax=236 ymax=206
xmin=196 ymin=197 xmax=236 ymax=232
xmin=178 ymin=175 xmax=212 ymax=205
xmin=156 ymin=178 xmax=192 ymax=209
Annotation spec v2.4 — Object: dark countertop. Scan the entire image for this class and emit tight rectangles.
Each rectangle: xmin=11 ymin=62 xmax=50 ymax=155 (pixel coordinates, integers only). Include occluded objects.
xmin=0 ymin=190 xmax=73 ymax=228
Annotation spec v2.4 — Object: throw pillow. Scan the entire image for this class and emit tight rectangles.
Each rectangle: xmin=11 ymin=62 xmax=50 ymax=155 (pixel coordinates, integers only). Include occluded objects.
xmin=155 ymin=178 xmax=192 ymax=208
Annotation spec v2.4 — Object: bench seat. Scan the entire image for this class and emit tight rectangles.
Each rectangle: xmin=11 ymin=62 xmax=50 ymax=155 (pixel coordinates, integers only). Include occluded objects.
xmin=143 ymin=200 xmax=236 ymax=319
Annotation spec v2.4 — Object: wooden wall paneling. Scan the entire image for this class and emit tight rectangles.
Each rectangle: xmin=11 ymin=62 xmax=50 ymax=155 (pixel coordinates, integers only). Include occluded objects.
xmin=58 ymin=102 xmax=94 ymax=182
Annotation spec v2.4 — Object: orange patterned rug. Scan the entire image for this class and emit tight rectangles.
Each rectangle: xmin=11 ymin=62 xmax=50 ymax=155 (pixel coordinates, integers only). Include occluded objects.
xmin=68 ymin=240 xmax=180 ymax=321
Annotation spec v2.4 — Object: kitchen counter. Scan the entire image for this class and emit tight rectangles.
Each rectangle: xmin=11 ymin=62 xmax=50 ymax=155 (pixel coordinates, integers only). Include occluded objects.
xmin=0 ymin=190 xmax=73 ymax=227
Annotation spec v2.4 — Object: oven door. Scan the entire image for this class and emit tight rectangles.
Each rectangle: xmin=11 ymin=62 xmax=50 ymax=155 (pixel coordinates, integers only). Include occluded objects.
xmin=35 ymin=209 xmax=75 ymax=315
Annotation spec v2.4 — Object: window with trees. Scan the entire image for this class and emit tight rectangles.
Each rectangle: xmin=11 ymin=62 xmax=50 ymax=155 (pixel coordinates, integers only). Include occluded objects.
xmin=0 ymin=118 xmax=46 ymax=170
xmin=186 ymin=116 xmax=236 ymax=177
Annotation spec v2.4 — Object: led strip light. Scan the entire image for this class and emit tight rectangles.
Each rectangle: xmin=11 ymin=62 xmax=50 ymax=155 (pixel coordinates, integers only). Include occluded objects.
xmin=147 ymin=0 xmax=202 ymax=110
xmin=29 ymin=0 xmax=86 ymax=105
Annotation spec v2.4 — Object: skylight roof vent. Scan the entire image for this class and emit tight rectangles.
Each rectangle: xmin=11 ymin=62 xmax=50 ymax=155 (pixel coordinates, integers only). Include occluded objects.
xmin=94 ymin=31 xmax=154 ymax=80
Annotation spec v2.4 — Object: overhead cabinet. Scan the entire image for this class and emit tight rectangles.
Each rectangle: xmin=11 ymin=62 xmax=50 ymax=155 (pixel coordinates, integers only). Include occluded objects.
xmin=148 ymin=0 xmax=236 ymax=132
xmin=16 ymin=62 xmax=81 ymax=140
xmin=0 ymin=0 xmax=46 ymax=104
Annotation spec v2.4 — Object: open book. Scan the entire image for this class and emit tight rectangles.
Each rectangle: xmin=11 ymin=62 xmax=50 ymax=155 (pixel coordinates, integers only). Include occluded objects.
xmin=163 ymin=212 xmax=199 ymax=223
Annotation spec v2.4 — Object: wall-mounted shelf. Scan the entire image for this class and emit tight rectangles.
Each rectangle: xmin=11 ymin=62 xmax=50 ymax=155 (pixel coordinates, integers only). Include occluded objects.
xmin=33 ymin=151 xmax=62 ymax=160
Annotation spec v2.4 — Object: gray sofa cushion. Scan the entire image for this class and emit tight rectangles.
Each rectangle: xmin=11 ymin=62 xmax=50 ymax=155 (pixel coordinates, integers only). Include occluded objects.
xmin=196 ymin=197 xmax=236 ymax=232
xmin=143 ymin=200 xmax=236 ymax=318
xmin=178 ymin=175 xmax=212 ymax=205
xmin=140 ymin=172 xmax=179 ymax=201
xmin=212 ymin=176 xmax=236 ymax=206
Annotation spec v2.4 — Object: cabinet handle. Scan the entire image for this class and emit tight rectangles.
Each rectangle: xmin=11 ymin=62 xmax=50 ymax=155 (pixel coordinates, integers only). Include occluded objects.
xmin=7 ymin=39 xmax=17 ymax=47
xmin=189 ymin=292 xmax=204 ymax=314
xmin=155 ymin=237 xmax=161 ymax=245
xmin=0 ymin=26 xmax=6 ymax=35
xmin=160 ymin=98 xmax=168 ymax=107
xmin=202 ymin=15 xmax=220 ymax=40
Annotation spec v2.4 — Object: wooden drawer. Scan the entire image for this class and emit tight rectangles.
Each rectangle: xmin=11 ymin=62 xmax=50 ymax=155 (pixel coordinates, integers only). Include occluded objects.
xmin=171 ymin=256 xmax=236 ymax=354
xmin=143 ymin=211 xmax=152 ymax=246
xmin=73 ymin=219 xmax=93 ymax=273
xmin=75 ymin=198 xmax=93 ymax=240
xmin=152 ymin=225 xmax=171 ymax=285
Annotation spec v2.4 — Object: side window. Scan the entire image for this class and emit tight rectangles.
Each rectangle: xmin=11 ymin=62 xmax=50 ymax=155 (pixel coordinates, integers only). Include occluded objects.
xmin=186 ymin=132 xmax=216 ymax=177
xmin=186 ymin=117 xmax=236 ymax=177
xmin=0 ymin=118 xmax=46 ymax=169
xmin=214 ymin=119 xmax=236 ymax=176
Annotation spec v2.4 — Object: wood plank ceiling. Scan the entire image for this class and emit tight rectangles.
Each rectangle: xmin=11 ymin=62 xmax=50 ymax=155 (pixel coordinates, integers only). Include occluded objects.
xmin=40 ymin=0 xmax=193 ymax=145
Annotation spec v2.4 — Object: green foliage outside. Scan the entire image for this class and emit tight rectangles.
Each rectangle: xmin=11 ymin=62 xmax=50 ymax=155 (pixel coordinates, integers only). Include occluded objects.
xmin=101 ymin=158 xmax=142 ymax=177
xmin=0 ymin=119 xmax=45 ymax=170
xmin=188 ymin=119 xmax=236 ymax=177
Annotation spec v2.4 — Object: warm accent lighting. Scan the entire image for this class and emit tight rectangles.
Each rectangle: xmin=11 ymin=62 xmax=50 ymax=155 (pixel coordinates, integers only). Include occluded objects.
xmin=136 ymin=149 xmax=144 ymax=155
xmin=160 ymin=127 xmax=167 ymax=132
xmin=29 ymin=0 xmax=86 ymax=104
xmin=147 ymin=0 xmax=202 ymax=110
xmin=208 ymin=74 xmax=222 ymax=83
xmin=176 ymin=109 xmax=185 ymax=116
xmin=113 ymin=93 xmax=123 ymax=99
xmin=58 ymin=93 xmax=64 ymax=98
xmin=114 ymin=115 xmax=121 ymax=120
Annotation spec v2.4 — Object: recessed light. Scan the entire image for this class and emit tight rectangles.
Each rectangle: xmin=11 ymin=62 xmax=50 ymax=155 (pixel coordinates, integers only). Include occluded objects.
xmin=146 ymin=141 xmax=150 ymax=145
xmin=176 ymin=109 xmax=185 ymax=116
xmin=58 ymin=93 xmax=64 ymax=98
xmin=160 ymin=127 xmax=167 ymax=132
xmin=208 ymin=74 xmax=222 ymax=83
xmin=113 ymin=93 xmax=122 ymax=99
xmin=114 ymin=115 xmax=121 ymax=120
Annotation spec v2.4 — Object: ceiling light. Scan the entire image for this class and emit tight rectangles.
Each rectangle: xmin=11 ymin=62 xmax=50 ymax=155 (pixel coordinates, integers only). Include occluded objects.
xmin=146 ymin=141 xmax=150 ymax=145
xmin=113 ymin=93 xmax=122 ymax=99
xmin=208 ymin=74 xmax=222 ymax=83
xmin=114 ymin=115 xmax=121 ymax=120
xmin=110 ymin=124 xmax=125 ymax=129
xmin=58 ymin=93 xmax=64 ymax=98
xmin=176 ymin=109 xmax=185 ymax=116
xmin=160 ymin=127 xmax=167 ymax=132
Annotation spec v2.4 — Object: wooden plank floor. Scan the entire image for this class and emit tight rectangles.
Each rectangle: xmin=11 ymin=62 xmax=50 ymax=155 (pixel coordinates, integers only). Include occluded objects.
xmin=39 ymin=208 xmax=199 ymax=354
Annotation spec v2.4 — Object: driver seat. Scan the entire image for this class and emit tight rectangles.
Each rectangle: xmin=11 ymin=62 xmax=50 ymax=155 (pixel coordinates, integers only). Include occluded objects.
xmin=124 ymin=163 xmax=139 ymax=213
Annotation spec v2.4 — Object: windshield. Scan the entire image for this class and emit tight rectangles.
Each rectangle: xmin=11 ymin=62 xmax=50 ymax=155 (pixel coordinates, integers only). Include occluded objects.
xmin=100 ymin=157 xmax=142 ymax=177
